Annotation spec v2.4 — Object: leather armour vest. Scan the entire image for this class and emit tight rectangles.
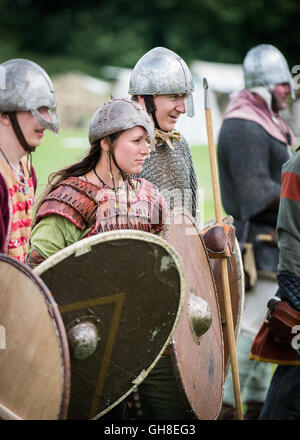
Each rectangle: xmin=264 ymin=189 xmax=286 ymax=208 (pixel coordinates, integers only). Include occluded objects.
xmin=34 ymin=177 xmax=168 ymax=236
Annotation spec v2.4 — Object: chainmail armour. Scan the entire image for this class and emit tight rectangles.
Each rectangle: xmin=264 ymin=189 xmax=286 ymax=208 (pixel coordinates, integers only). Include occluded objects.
xmin=138 ymin=131 xmax=199 ymax=221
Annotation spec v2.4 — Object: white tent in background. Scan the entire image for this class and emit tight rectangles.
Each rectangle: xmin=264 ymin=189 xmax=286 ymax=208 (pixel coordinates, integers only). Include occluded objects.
xmin=176 ymin=60 xmax=244 ymax=146
xmin=107 ymin=61 xmax=244 ymax=146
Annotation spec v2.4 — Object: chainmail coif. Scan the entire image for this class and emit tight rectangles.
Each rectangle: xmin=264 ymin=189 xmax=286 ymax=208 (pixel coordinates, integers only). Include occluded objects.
xmin=138 ymin=131 xmax=199 ymax=220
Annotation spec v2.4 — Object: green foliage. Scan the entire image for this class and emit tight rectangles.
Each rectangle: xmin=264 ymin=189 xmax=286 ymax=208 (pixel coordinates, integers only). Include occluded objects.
xmin=0 ymin=0 xmax=299 ymax=76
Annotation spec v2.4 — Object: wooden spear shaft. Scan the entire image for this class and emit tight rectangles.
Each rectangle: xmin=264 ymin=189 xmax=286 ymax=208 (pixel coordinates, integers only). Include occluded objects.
xmin=203 ymin=78 xmax=244 ymax=420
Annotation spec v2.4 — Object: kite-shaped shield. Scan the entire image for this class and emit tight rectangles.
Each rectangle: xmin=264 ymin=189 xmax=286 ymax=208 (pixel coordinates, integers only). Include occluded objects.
xmin=34 ymin=230 xmax=185 ymax=420
xmin=0 ymin=255 xmax=70 ymax=420
xmin=201 ymin=218 xmax=245 ymax=376
xmin=167 ymin=209 xmax=224 ymax=420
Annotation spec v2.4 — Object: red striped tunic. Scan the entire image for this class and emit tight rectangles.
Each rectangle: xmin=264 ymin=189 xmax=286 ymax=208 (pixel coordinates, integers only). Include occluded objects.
xmin=0 ymin=156 xmax=35 ymax=262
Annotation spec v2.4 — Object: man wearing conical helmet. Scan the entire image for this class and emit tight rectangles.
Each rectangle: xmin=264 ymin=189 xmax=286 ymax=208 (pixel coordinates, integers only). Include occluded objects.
xmin=217 ymin=44 xmax=295 ymax=419
xmin=129 ymin=47 xmax=199 ymax=223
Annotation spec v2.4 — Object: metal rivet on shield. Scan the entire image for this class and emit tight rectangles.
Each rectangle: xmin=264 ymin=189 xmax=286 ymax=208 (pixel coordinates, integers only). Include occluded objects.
xmin=188 ymin=288 xmax=212 ymax=345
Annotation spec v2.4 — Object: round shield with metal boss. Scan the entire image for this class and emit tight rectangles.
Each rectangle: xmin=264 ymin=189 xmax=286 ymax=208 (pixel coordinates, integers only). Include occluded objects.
xmin=34 ymin=230 xmax=185 ymax=420
xmin=201 ymin=218 xmax=245 ymax=376
xmin=0 ymin=254 xmax=70 ymax=420
xmin=167 ymin=209 xmax=224 ymax=420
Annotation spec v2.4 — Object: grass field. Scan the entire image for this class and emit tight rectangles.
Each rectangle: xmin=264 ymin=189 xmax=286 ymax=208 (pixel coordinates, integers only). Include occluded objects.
xmin=33 ymin=130 xmax=225 ymax=223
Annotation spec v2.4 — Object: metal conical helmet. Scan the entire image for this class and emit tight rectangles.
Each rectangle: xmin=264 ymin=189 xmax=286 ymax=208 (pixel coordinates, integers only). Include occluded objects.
xmin=129 ymin=47 xmax=195 ymax=117
xmin=243 ymin=44 xmax=295 ymax=100
xmin=0 ymin=58 xmax=59 ymax=133
xmin=88 ymin=98 xmax=155 ymax=150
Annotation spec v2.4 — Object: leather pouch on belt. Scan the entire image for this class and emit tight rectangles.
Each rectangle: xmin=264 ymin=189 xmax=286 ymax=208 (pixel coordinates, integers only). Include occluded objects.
xmin=201 ymin=224 xmax=235 ymax=259
xmin=250 ymin=299 xmax=300 ymax=365
xmin=265 ymin=300 xmax=300 ymax=344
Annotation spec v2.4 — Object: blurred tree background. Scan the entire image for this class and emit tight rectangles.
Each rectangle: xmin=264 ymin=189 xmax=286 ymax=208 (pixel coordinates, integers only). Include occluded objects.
xmin=0 ymin=0 xmax=299 ymax=76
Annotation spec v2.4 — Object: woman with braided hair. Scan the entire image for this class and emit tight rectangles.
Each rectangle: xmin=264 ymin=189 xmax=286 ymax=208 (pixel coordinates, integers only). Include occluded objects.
xmin=27 ymin=98 xmax=168 ymax=268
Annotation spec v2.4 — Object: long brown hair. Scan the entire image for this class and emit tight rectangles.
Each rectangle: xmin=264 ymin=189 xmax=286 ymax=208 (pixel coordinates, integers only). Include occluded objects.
xmin=34 ymin=131 xmax=133 ymax=217
xmin=33 ymin=139 xmax=101 ymax=216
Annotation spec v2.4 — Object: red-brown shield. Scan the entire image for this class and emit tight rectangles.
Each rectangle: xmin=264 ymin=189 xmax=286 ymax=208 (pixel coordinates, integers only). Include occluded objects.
xmin=201 ymin=218 xmax=245 ymax=375
xmin=0 ymin=255 xmax=70 ymax=420
xmin=34 ymin=230 xmax=185 ymax=420
xmin=167 ymin=209 xmax=224 ymax=420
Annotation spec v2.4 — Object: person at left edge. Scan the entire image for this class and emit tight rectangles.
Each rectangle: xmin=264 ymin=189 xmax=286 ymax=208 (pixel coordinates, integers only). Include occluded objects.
xmin=0 ymin=58 xmax=58 ymax=262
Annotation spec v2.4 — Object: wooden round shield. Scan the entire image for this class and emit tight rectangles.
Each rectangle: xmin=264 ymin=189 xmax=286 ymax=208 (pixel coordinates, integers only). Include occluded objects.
xmin=0 ymin=255 xmax=70 ymax=420
xmin=167 ymin=210 xmax=224 ymax=420
xmin=34 ymin=230 xmax=185 ymax=420
xmin=201 ymin=218 xmax=245 ymax=376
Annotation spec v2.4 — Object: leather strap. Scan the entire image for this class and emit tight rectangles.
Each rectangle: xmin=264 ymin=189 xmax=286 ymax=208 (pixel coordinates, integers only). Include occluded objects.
xmin=202 ymin=224 xmax=236 ymax=259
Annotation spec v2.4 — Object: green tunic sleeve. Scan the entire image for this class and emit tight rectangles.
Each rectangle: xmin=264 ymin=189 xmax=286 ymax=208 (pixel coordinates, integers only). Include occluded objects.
xmin=28 ymin=215 xmax=92 ymax=260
